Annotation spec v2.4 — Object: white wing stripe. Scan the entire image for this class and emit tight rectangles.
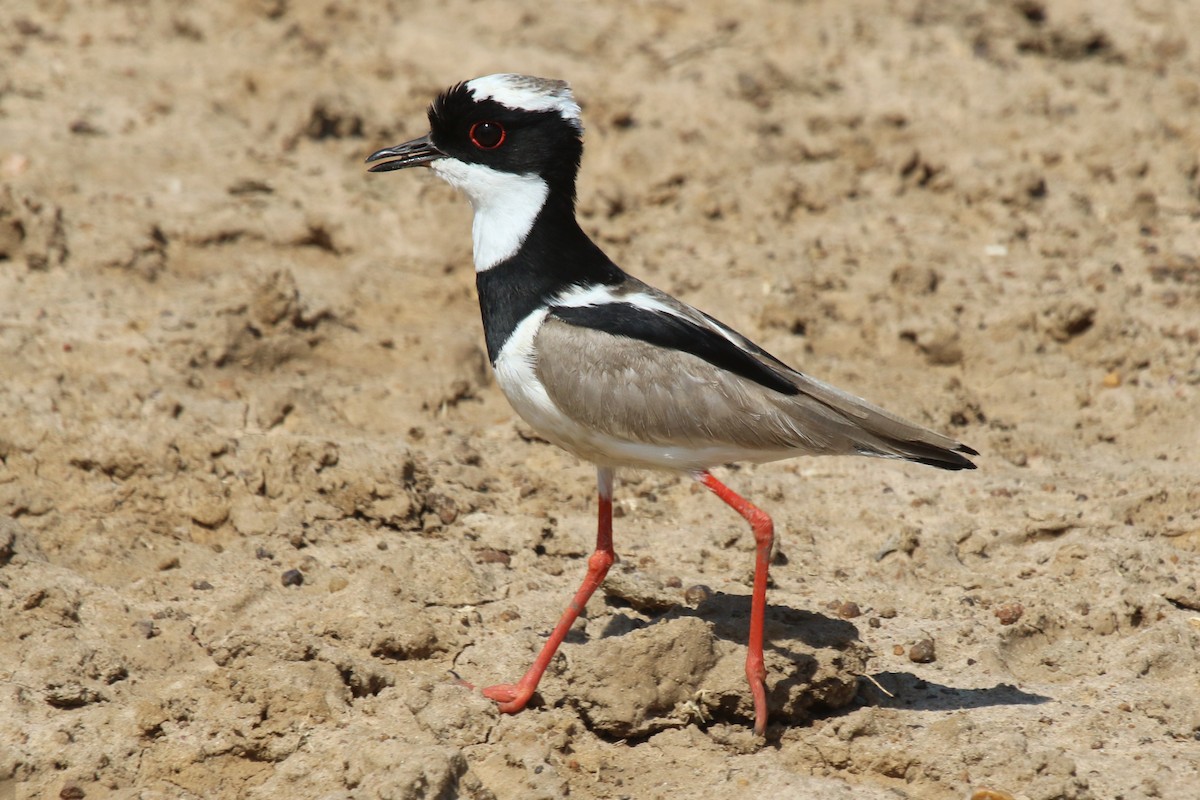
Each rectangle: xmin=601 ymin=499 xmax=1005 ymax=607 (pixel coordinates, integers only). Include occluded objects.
xmin=550 ymin=283 xmax=752 ymax=350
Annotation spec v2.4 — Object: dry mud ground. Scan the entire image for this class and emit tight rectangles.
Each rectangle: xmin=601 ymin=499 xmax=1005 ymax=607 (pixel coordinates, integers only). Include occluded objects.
xmin=2 ymin=1 xmax=1200 ymax=798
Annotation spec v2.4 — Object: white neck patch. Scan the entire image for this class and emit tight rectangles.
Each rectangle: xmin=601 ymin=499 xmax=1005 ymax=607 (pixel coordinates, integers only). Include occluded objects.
xmin=466 ymin=74 xmax=583 ymax=132
xmin=431 ymin=158 xmax=549 ymax=272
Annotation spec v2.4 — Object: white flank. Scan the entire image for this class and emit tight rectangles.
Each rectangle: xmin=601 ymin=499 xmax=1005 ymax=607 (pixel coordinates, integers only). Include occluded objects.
xmin=493 ymin=308 xmax=563 ymax=439
xmin=466 ymin=74 xmax=583 ymax=131
xmin=431 ymin=158 xmax=548 ymax=271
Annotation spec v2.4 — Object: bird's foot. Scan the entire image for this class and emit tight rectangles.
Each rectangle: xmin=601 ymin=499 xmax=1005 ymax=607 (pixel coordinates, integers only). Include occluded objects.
xmin=481 ymin=682 xmax=536 ymax=714
xmin=748 ymin=678 xmax=768 ymax=736
xmin=746 ymin=661 xmax=769 ymax=737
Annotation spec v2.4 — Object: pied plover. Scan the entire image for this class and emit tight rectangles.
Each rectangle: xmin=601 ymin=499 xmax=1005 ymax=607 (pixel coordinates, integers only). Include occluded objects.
xmin=367 ymin=74 xmax=977 ymax=735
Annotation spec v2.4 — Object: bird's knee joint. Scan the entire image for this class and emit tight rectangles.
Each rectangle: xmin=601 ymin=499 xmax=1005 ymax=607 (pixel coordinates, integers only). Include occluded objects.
xmin=588 ymin=550 xmax=614 ymax=573
xmin=751 ymin=512 xmax=774 ymax=544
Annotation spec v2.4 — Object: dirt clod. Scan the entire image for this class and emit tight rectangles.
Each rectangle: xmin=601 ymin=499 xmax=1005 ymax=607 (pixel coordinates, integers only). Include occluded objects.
xmin=994 ymin=603 xmax=1025 ymax=625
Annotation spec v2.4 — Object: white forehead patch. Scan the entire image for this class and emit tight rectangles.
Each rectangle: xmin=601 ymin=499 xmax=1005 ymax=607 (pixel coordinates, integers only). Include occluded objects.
xmin=466 ymin=74 xmax=583 ymax=132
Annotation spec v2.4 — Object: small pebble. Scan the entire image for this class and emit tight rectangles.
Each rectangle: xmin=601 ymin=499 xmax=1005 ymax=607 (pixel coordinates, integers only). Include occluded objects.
xmin=994 ymin=602 xmax=1024 ymax=625
xmin=281 ymin=568 xmax=304 ymax=587
xmin=892 ymin=644 xmax=906 ymax=656
xmin=1102 ymin=370 xmax=1122 ymax=388
xmin=191 ymin=580 xmax=213 ymax=591
xmin=684 ymin=584 xmax=713 ymax=605
xmin=498 ymin=609 xmax=521 ymax=622
xmin=134 ymin=620 xmax=160 ymax=639
xmin=474 ymin=548 xmax=511 ymax=566
xmin=438 ymin=499 xmax=459 ymax=525
xmin=255 ymin=546 xmax=273 ymax=560
xmin=877 ymin=606 xmax=898 ymax=619
xmin=868 ymin=617 xmax=881 ymax=628
xmin=836 ymin=601 xmax=862 ymax=619
xmin=59 ymin=782 xmax=85 ymax=800
xmin=971 ymin=790 xmax=1016 ymax=800
xmin=664 ymin=575 xmax=682 ymax=588
xmin=328 ymin=575 xmax=349 ymax=593
xmin=909 ymin=638 xmax=937 ymax=663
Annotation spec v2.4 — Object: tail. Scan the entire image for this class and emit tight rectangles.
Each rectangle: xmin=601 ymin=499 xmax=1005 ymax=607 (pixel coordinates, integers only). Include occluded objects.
xmin=858 ymin=437 xmax=978 ymax=471
xmin=787 ymin=371 xmax=979 ymax=471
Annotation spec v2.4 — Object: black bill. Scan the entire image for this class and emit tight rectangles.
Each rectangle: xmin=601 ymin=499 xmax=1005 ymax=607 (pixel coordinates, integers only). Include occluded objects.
xmin=365 ymin=134 xmax=444 ymax=172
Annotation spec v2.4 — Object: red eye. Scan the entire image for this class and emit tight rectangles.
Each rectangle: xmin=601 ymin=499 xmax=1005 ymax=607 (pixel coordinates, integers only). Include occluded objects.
xmin=469 ymin=121 xmax=506 ymax=150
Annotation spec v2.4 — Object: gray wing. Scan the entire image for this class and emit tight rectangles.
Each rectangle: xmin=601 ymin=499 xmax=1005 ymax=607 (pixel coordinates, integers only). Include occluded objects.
xmin=535 ymin=293 xmax=976 ymax=469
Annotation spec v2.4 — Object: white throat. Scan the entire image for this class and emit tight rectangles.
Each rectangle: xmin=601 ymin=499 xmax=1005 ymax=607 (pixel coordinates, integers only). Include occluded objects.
xmin=431 ymin=159 xmax=549 ymax=272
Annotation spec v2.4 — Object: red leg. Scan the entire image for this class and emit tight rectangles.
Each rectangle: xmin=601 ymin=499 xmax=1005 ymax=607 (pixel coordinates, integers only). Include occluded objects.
xmin=696 ymin=470 xmax=773 ymax=736
xmin=483 ymin=466 xmax=616 ymax=712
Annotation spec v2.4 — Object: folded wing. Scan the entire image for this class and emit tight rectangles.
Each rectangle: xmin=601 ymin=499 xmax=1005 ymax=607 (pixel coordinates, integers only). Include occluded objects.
xmin=537 ymin=288 xmax=976 ymax=470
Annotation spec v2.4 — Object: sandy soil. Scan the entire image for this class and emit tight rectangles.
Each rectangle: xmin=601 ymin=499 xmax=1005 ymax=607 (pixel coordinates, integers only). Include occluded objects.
xmin=2 ymin=0 xmax=1199 ymax=798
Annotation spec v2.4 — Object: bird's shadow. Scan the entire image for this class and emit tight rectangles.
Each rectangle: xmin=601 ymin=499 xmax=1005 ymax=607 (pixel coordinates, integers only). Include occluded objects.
xmin=589 ymin=590 xmax=859 ymax=656
xmin=860 ymin=671 xmax=1050 ymax=711
xmin=585 ymin=591 xmax=1050 ymax=714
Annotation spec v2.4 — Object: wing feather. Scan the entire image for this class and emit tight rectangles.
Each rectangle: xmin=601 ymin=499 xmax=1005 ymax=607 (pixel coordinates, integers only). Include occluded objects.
xmin=535 ymin=297 xmax=976 ymax=469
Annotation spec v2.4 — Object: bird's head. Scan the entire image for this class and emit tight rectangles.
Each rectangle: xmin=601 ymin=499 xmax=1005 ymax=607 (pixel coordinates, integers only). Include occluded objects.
xmin=367 ymin=74 xmax=584 ymax=207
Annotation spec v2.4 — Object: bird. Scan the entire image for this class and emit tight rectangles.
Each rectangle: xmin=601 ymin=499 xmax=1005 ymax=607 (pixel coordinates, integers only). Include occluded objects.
xmin=366 ymin=73 xmax=977 ymax=736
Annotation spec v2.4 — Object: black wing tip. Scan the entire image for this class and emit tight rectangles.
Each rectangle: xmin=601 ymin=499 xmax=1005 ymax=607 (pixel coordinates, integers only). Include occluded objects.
xmin=914 ymin=444 xmax=978 ymax=471
xmin=856 ymin=440 xmax=979 ymax=471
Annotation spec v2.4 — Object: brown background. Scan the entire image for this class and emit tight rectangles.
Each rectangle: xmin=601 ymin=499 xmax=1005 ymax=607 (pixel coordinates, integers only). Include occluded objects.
xmin=2 ymin=0 xmax=1198 ymax=798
